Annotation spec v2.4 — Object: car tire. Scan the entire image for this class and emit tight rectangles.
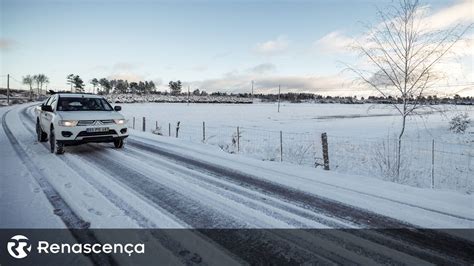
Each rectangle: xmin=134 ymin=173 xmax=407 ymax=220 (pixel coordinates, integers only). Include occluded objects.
xmin=50 ymin=127 xmax=65 ymax=154
xmin=114 ymin=139 xmax=124 ymax=149
xmin=37 ymin=120 xmax=47 ymax=142
xmin=56 ymin=143 xmax=65 ymax=155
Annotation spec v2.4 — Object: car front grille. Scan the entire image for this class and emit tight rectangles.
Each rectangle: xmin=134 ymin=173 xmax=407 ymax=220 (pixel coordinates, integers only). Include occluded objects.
xmin=77 ymin=120 xmax=115 ymax=126
xmin=77 ymin=130 xmax=118 ymax=137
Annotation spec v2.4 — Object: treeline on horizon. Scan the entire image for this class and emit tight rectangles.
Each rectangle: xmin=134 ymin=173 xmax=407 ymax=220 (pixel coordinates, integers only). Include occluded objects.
xmin=246 ymin=93 xmax=474 ymax=105
xmin=110 ymin=90 xmax=473 ymax=105
xmin=2 ymin=87 xmax=473 ymax=105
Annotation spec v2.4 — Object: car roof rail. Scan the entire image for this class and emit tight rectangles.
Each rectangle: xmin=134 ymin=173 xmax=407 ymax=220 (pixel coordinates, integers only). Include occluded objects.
xmin=54 ymin=91 xmax=96 ymax=95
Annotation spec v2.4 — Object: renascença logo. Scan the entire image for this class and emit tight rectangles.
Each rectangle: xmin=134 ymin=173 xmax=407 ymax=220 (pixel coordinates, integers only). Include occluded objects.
xmin=7 ymin=235 xmax=32 ymax=259
xmin=5 ymin=234 xmax=145 ymax=259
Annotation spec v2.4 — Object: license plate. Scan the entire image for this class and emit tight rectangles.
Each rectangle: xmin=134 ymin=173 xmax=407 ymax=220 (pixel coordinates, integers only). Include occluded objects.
xmin=86 ymin=127 xmax=109 ymax=133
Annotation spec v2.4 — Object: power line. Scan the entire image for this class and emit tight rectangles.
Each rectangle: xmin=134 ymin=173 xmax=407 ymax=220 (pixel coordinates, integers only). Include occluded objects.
xmin=9 ymin=76 xmax=23 ymax=84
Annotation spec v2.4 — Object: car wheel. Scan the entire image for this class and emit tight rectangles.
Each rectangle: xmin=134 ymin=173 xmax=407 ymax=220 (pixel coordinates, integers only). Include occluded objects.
xmin=114 ymin=139 xmax=124 ymax=149
xmin=50 ymin=128 xmax=65 ymax=154
xmin=36 ymin=120 xmax=47 ymax=142
xmin=56 ymin=143 xmax=65 ymax=154
xmin=50 ymin=128 xmax=55 ymax=153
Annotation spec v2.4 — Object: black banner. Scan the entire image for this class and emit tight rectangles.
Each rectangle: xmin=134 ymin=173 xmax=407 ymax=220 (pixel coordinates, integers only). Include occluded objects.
xmin=1 ymin=229 xmax=473 ymax=265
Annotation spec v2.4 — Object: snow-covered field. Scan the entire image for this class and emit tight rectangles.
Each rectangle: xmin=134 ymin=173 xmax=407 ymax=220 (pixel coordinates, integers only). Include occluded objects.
xmin=120 ymin=102 xmax=474 ymax=193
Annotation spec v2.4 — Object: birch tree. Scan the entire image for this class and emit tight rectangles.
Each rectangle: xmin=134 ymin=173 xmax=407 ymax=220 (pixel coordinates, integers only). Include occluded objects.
xmin=347 ymin=0 xmax=472 ymax=175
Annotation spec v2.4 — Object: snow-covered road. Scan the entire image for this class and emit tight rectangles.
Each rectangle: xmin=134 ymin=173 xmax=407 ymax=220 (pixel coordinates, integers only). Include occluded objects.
xmin=1 ymin=103 xmax=473 ymax=264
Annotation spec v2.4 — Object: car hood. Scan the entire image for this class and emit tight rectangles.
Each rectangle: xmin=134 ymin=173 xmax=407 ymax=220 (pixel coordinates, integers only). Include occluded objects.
xmin=57 ymin=111 xmax=125 ymax=121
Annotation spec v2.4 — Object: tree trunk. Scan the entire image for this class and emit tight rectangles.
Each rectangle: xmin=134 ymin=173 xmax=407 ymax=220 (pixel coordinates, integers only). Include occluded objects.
xmin=397 ymin=114 xmax=407 ymax=177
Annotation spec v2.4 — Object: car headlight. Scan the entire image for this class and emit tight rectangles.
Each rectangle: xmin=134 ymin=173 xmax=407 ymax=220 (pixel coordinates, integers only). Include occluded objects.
xmin=59 ymin=120 xmax=78 ymax=127
xmin=114 ymin=119 xmax=126 ymax=125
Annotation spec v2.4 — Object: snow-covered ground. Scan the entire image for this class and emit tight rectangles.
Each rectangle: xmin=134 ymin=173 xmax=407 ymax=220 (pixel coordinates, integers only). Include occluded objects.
xmin=119 ymin=102 xmax=474 ymax=193
xmin=1 ymin=102 xmax=473 ymax=264
xmin=1 ymin=102 xmax=472 ymax=229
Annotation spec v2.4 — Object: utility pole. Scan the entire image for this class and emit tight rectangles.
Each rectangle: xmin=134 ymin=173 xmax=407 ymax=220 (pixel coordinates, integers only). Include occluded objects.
xmin=277 ymin=84 xmax=281 ymax=113
xmin=251 ymin=80 xmax=254 ymax=102
xmin=7 ymin=74 xmax=10 ymax=105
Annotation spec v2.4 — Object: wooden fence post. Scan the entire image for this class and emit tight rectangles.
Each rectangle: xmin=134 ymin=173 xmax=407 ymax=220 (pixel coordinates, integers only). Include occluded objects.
xmin=202 ymin=122 xmax=206 ymax=142
xmin=176 ymin=121 xmax=180 ymax=138
xmin=431 ymin=139 xmax=435 ymax=189
xmin=132 ymin=117 xmax=135 ymax=129
xmin=142 ymin=117 xmax=146 ymax=132
xmin=237 ymin=126 xmax=240 ymax=152
xmin=168 ymin=123 xmax=171 ymax=136
xmin=280 ymin=131 xmax=283 ymax=162
xmin=156 ymin=121 xmax=158 ymax=130
xmin=321 ymin=133 xmax=330 ymax=170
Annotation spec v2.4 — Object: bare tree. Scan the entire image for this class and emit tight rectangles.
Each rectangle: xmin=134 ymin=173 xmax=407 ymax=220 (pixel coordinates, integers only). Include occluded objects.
xmin=347 ymin=0 xmax=471 ymax=175
xmin=33 ymin=74 xmax=40 ymax=96
xmin=39 ymin=74 xmax=49 ymax=94
xmin=22 ymin=75 xmax=34 ymax=100
xmin=33 ymin=74 xmax=49 ymax=96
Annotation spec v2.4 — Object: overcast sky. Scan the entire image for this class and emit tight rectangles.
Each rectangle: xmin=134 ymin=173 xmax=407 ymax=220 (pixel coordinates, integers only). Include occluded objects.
xmin=1 ymin=0 xmax=473 ymax=96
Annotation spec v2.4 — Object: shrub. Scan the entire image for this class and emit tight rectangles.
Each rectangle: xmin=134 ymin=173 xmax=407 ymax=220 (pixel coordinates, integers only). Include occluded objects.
xmin=449 ymin=113 xmax=470 ymax=134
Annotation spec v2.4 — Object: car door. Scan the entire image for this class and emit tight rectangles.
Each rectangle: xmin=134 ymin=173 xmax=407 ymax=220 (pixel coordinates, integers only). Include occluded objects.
xmin=40 ymin=96 xmax=52 ymax=130
xmin=42 ymin=95 xmax=56 ymax=133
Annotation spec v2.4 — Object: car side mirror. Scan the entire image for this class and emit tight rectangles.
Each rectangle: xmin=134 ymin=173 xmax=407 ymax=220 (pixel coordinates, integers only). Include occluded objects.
xmin=41 ymin=105 xmax=53 ymax=112
xmin=114 ymin=106 xmax=122 ymax=111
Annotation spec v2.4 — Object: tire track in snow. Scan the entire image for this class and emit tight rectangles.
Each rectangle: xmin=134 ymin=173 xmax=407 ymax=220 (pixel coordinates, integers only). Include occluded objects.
xmin=71 ymin=147 xmax=349 ymax=264
xmin=79 ymin=148 xmax=260 ymax=228
xmin=119 ymin=147 xmax=438 ymax=264
xmin=128 ymin=138 xmax=410 ymax=228
xmin=2 ymin=109 xmax=115 ymax=266
xmin=131 ymin=134 xmax=474 ymax=223
xmin=91 ymin=142 xmax=464 ymax=265
xmin=126 ymin=138 xmax=474 ymax=264
xmin=124 ymin=145 xmax=351 ymax=229
xmin=56 ymin=136 xmax=423 ymax=265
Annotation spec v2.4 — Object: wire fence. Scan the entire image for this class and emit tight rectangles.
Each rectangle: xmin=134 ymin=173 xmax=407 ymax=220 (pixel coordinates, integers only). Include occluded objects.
xmin=129 ymin=116 xmax=474 ymax=193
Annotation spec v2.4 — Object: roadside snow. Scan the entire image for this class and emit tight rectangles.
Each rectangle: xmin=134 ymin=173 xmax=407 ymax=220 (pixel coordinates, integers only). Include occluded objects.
xmin=131 ymin=131 xmax=474 ymax=229
xmin=0 ymin=106 xmax=65 ymax=228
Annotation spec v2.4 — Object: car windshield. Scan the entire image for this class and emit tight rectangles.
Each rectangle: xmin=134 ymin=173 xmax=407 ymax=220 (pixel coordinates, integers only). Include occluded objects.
xmin=57 ymin=97 xmax=113 ymax=111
